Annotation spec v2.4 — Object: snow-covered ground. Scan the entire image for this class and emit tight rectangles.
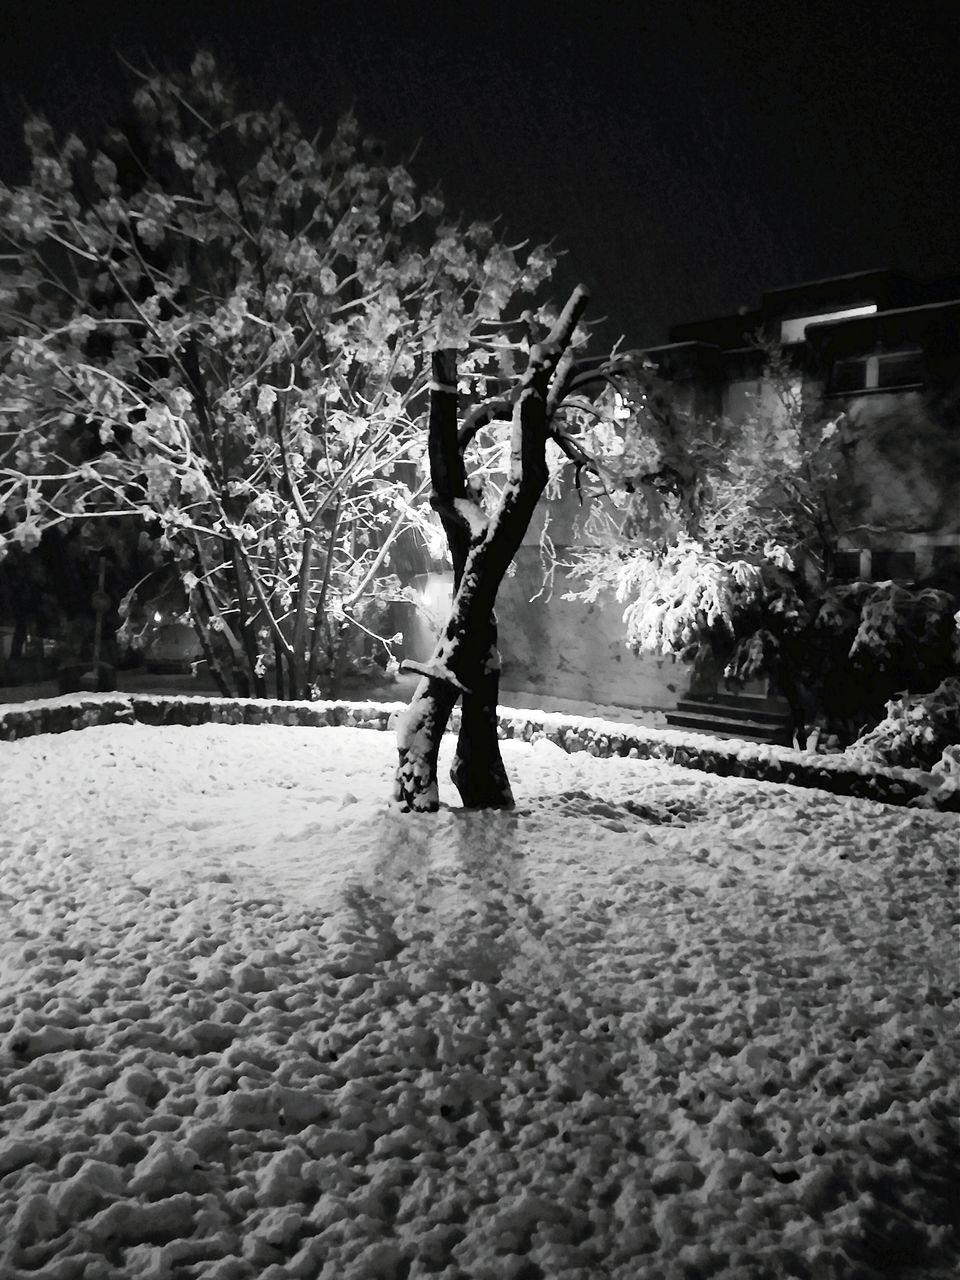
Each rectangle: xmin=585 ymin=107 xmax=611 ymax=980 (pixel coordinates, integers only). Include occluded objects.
xmin=0 ymin=721 xmax=957 ymax=1279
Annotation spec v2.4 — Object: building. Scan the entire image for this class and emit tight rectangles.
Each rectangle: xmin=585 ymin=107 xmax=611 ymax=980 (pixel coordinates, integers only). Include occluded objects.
xmin=649 ymin=267 xmax=960 ymax=584
xmin=493 ymin=268 xmax=960 ymax=727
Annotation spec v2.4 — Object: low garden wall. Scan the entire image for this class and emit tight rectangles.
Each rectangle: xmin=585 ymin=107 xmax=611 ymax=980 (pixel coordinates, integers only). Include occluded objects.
xmin=2 ymin=692 xmax=955 ymax=813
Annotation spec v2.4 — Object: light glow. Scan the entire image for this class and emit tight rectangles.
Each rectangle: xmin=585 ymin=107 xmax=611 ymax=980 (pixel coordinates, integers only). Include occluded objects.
xmin=780 ymin=303 xmax=878 ymax=345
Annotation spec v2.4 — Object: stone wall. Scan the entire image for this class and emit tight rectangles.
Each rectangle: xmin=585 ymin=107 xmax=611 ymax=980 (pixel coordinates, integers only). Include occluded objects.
xmin=0 ymin=691 xmax=950 ymax=810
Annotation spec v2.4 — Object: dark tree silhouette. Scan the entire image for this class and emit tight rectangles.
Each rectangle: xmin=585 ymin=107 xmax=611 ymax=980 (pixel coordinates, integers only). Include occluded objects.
xmin=395 ymin=285 xmax=625 ymax=811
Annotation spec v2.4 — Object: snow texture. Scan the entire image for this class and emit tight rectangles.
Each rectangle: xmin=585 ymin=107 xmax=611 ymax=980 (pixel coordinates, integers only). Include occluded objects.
xmin=0 ymin=721 xmax=957 ymax=1279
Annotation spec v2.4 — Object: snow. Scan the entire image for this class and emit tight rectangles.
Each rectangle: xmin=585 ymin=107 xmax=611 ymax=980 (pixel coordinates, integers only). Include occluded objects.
xmin=451 ymin=498 xmax=489 ymax=540
xmin=0 ymin=720 xmax=958 ymax=1278
xmin=498 ymin=690 xmax=668 ymax=730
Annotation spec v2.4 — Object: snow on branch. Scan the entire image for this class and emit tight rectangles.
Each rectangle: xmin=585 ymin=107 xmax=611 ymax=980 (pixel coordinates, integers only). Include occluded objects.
xmin=398 ymin=658 xmax=472 ymax=694
xmin=457 ymin=398 xmax=514 ymax=452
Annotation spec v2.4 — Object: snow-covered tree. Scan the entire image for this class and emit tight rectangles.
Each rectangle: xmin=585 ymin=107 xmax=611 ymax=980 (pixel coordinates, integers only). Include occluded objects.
xmin=0 ymin=53 xmax=558 ymax=698
xmin=394 ymin=286 xmax=634 ymax=810
xmin=562 ymin=338 xmax=960 ymax=746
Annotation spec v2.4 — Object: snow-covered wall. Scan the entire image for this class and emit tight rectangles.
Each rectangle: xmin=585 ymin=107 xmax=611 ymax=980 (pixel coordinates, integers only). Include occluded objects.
xmin=496 ymin=547 xmax=680 ymax=711
xmin=487 ymin=471 xmax=681 ymax=711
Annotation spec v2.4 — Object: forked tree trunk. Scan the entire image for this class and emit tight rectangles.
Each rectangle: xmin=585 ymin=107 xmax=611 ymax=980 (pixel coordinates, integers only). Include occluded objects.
xmin=395 ymin=286 xmax=590 ymax=811
xmin=405 ymin=349 xmax=513 ymax=809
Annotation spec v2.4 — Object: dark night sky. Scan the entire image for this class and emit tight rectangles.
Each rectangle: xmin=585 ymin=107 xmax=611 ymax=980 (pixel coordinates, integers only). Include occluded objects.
xmin=2 ymin=0 xmax=959 ymax=346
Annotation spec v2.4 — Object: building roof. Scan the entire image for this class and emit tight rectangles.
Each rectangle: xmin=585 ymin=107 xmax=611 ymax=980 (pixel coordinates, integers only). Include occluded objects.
xmin=656 ymin=268 xmax=960 ymax=357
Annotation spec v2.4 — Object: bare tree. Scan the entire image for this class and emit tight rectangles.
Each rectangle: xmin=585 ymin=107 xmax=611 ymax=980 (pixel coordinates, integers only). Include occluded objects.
xmin=395 ymin=284 xmax=626 ymax=811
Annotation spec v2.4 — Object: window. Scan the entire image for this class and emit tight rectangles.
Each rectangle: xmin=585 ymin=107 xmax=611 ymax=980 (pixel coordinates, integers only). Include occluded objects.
xmin=832 ymin=550 xmax=862 ymax=582
xmin=831 ymin=357 xmax=872 ymax=394
xmin=828 ymin=347 xmax=924 ymax=395
xmin=870 ymin=549 xmax=916 ymax=581
xmin=833 ymin=548 xmax=926 ymax=583
xmin=933 ymin=544 xmax=960 ymax=572
xmin=875 ymin=348 xmax=924 ymax=388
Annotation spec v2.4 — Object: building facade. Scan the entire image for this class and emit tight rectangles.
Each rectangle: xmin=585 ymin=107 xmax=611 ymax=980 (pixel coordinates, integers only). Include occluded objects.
xmin=493 ymin=268 xmax=960 ymax=714
xmin=657 ymin=267 xmax=960 ymax=586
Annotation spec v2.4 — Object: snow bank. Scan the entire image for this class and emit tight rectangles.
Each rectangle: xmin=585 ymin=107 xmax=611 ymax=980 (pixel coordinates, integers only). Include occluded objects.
xmin=0 ymin=722 xmax=957 ymax=1278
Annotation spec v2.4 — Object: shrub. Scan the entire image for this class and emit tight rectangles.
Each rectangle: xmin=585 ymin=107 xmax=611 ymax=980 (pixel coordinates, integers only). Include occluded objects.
xmin=845 ymin=677 xmax=960 ymax=770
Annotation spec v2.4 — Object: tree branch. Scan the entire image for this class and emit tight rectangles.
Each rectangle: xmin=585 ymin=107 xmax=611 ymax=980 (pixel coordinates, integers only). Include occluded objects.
xmin=343 ymin=474 xmax=431 ymax=608
xmin=457 ymin=397 xmax=514 ymax=452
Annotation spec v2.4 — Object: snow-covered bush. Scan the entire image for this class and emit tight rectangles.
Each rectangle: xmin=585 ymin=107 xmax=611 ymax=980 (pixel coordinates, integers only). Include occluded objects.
xmin=562 ymin=337 xmax=959 ymax=748
xmin=845 ymin=677 xmax=960 ymax=770
xmin=562 ymin=340 xmax=839 ymax=737
xmin=801 ymin=581 xmax=960 ymax=744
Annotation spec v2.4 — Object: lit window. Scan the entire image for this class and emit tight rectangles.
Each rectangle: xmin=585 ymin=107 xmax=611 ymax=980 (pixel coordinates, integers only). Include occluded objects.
xmin=780 ymin=303 xmax=878 ymax=345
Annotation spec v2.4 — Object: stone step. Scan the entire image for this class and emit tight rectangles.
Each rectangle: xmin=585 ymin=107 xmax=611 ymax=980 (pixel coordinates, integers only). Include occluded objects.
xmin=665 ymin=708 xmax=793 ymax=745
xmin=702 ymin=691 xmax=790 ymax=712
xmin=675 ymin=696 xmax=791 ymax=726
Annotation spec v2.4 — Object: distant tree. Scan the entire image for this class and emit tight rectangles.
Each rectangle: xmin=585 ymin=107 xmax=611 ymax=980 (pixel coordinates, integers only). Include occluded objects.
xmin=561 ymin=337 xmax=960 ymax=747
xmin=0 ymin=52 xmax=558 ymax=699
xmin=0 ymin=521 xmax=142 ymax=668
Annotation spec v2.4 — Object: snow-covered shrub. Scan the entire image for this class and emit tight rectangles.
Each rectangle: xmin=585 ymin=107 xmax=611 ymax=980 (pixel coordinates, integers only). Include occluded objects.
xmin=845 ymin=677 xmax=960 ymax=770
xmin=933 ymin=742 xmax=960 ymax=778
xmin=561 ymin=334 xmax=960 ymax=751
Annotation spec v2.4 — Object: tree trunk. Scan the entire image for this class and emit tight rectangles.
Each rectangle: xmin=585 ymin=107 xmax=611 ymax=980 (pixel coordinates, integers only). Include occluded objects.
xmin=450 ymin=611 xmax=513 ymax=808
xmin=273 ymin=633 xmax=287 ymax=700
xmin=189 ymin=605 xmax=233 ymax=697
xmin=230 ymin=549 xmax=266 ymax=698
xmin=329 ymin=619 xmax=351 ymax=698
xmin=307 ymin=502 xmax=342 ymax=692
xmin=10 ymin=614 xmax=26 ymax=662
xmin=395 ymin=286 xmax=590 ymax=811
xmin=779 ymin=663 xmax=813 ymax=750
xmin=288 ymin=530 xmax=314 ymax=698
xmin=403 ymin=348 xmax=514 ymax=809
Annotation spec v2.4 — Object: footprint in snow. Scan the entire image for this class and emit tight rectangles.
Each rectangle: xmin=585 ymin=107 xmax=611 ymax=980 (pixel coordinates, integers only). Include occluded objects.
xmin=520 ymin=789 xmax=699 ymax=831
